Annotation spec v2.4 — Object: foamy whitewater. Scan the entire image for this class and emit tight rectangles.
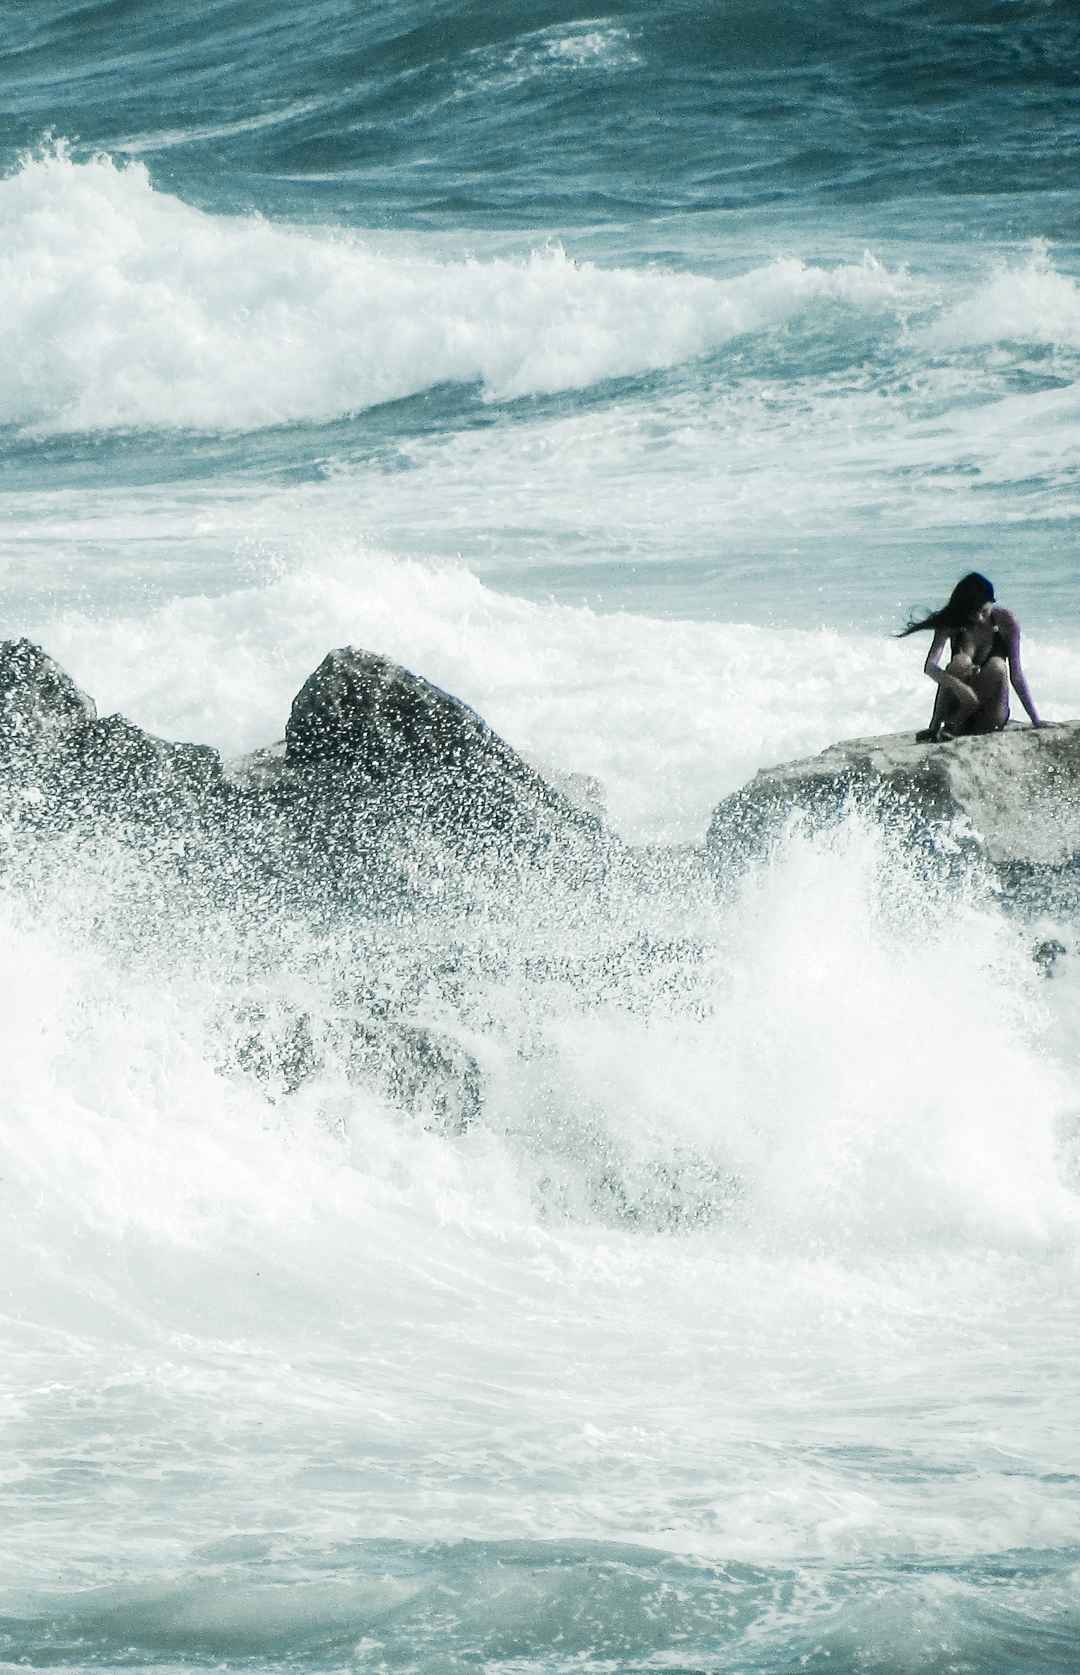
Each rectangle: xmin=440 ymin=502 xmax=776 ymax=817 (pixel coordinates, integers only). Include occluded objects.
xmin=3 ymin=3 xmax=1080 ymax=1670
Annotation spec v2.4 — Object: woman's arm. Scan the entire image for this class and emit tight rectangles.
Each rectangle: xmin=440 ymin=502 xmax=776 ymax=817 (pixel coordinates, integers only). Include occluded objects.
xmin=923 ymin=629 xmax=979 ymax=710
xmin=995 ymin=609 xmax=1045 ymax=727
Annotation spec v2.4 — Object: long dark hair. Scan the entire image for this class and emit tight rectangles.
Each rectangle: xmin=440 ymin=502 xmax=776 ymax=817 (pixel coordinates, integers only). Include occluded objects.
xmin=898 ymin=571 xmax=995 ymax=638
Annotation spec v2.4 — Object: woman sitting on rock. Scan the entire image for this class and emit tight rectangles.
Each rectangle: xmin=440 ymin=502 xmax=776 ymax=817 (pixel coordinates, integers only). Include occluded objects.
xmin=900 ymin=571 xmax=1045 ymax=741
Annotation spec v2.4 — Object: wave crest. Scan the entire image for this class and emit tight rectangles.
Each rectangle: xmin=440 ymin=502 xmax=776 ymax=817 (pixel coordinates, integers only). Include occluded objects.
xmin=1 ymin=146 xmax=914 ymax=434
xmin=918 ymin=244 xmax=1080 ymax=352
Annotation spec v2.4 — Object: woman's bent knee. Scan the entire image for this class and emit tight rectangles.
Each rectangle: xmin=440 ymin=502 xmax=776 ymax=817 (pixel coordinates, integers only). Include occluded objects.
xmin=973 ymin=657 xmax=1009 ymax=729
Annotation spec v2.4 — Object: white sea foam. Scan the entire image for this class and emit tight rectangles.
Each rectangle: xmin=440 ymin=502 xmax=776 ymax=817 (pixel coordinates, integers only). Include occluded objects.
xmin=0 ymin=147 xmax=916 ymax=433
xmin=1 ymin=781 xmax=1078 ymax=1590
xmin=113 ymin=96 xmax=329 ymax=156
xmin=460 ymin=19 xmax=644 ymax=94
xmin=919 ymin=244 xmax=1080 ymax=353
xmin=543 ymin=25 xmax=639 ymax=67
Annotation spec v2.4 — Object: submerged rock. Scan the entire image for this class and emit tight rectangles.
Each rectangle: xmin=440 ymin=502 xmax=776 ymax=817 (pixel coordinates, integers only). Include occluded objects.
xmin=349 ymin=1019 xmax=483 ymax=1132
xmin=227 ymin=1002 xmax=483 ymax=1133
xmin=1033 ymin=937 xmax=1068 ymax=978
xmin=707 ymin=723 xmax=1080 ymax=866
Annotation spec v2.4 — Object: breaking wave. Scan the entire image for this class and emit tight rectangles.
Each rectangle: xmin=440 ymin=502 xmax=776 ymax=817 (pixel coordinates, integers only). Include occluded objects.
xmin=0 ymin=147 xmax=917 ymax=434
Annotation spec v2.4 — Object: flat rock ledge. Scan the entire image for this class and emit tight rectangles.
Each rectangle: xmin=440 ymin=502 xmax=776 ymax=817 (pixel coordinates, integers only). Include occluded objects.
xmin=707 ymin=723 xmax=1080 ymax=867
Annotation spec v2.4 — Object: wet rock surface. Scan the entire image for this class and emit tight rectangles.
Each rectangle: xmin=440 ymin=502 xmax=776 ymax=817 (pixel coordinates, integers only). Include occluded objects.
xmin=0 ymin=638 xmax=96 ymax=758
xmin=707 ymin=723 xmax=1080 ymax=867
xmin=280 ymin=646 xmax=602 ymax=845
xmin=226 ymin=1002 xmax=484 ymax=1135
xmin=0 ymin=638 xmax=612 ymax=897
xmin=0 ymin=637 xmax=583 ymax=1140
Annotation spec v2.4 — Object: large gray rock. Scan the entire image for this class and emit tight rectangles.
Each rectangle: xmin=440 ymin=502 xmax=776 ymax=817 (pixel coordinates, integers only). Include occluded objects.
xmin=0 ymin=640 xmax=609 ymax=908
xmin=707 ymin=723 xmax=1080 ymax=866
xmin=280 ymin=646 xmax=604 ymax=846
xmin=72 ymin=715 xmax=222 ymax=804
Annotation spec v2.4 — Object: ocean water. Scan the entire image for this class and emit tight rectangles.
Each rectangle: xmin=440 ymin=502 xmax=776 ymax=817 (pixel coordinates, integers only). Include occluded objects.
xmin=3 ymin=3 xmax=1080 ymax=1670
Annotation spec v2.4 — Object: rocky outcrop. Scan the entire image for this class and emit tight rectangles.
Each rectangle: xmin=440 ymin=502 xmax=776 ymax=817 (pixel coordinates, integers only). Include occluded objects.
xmin=0 ymin=637 xmax=225 ymax=837
xmin=0 ymin=636 xmax=612 ymax=1142
xmin=279 ymin=646 xmax=601 ymax=845
xmin=0 ymin=638 xmax=96 ymax=762
xmin=71 ymin=715 xmax=223 ymax=813
xmin=0 ymin=639 xmax=610 ymax=892
xmin=707 ymin=723 xmax=1080 ymax=866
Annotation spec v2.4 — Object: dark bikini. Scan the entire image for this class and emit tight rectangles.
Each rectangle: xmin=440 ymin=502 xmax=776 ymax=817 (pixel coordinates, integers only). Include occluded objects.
xmin=918 ymin=615 xmax=1013 ymax=743
xmin=950 ymin=626 xmax=1009 ymax=668
xmin=940 ymin=623 xmax=1010 ymax=736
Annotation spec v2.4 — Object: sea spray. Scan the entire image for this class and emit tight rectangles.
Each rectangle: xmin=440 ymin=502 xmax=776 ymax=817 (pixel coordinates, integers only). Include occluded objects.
xmin=1 ymin=794 xmax=1078 ymax=1642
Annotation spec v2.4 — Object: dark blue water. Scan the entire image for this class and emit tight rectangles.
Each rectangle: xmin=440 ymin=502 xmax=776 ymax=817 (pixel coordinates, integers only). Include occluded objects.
xmin=6 ymin=1 xmax=1080 ymax=225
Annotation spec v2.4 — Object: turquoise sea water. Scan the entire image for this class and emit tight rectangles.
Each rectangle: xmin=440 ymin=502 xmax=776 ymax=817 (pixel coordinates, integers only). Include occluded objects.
xmin=3 ymin=4 xmax=1080 ymax=1670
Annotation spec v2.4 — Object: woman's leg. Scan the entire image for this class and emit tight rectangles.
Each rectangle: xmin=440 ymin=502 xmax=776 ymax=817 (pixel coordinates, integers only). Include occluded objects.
xmin=918 ymin=683 xmax=952 ymax=740
xmin=919 ymin=654 xmax=978 ymax=739
xmin=962 ymin=655 xmax=1010 ymax=734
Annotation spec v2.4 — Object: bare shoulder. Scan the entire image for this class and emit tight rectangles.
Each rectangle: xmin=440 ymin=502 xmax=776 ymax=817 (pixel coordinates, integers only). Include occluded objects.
xmin=993 ymin=604 xmax=1021 ymax=635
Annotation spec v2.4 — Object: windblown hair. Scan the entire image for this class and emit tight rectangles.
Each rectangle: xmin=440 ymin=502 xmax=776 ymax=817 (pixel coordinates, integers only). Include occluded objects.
xmin=898 ymin=571 xmax=995 ymax=638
